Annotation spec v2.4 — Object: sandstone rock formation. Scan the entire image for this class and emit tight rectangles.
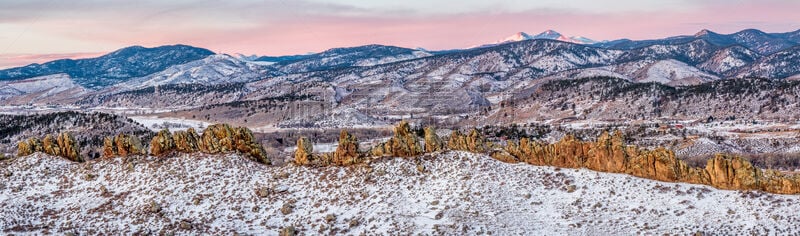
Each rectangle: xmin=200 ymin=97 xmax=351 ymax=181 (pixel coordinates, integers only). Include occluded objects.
xmin=17 ymin=132 xmax=83 ymax=162
xmin=98 ymin=124 xmax=269 ymax=164
xmin=173 ymin=128 xmax=200 ymax=153
xmin=103 ymin=134 xmax=146 ymax=157
xmin=330 ymin=130 xmax=361 ymax=166
xmin=150 ymin=129 xmax=176 ymax=156
xmin=198 ymin=124 xmax=270 ymax=164
xmin=231 ymin=126 xmax=270 ymax=165
xmin=704 ymin=154 xmax=761 ymax=190
xmin=447 ymin=129 xmax=488 ymax=154
xmin=371 ymin=121 xmax=423 ymax=157
xmin=198 ymin=124 xmax=236 ymax=154
xmin=56 ymin=132 xmax=83 ymax=162
xmin=294 ymin=137 xmax=314 ymax=166
xmin=42 ymin=134 xmax=61 ymax=157
xmin=424 ymin=126 xmax=443 ymax=153
xmin=761 ymin=169 xmax=800 ymax=194
xmin=489 ymin=149 xmax=518 ymax=163
xmin=497 ymin=130 xmax=800 ymax=194
xmin=17 ymin=137 xmax=43 ymax=157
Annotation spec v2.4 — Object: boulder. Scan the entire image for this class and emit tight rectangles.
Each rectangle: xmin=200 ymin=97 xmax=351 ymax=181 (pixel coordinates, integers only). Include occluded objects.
xmin=56 ymin=132 xmax=83 ymax=162
xmin=199 ymin=124 xmax=235 ymax=154
xmin=294 ymin=137 xmax=314 ymax=166
xmin=150 ymin=129 xmax=175 ymax=156
xmin=331 ymin=130 xmax=360 ymax=166
xmin=173 ymin=128 xmax=200 ymax=153
xmin=370 ymin=121 xmax=423 ymax=157
xmin=17 ymin=133 xmax=82 ymax=162
xmin=423 ymin=126 xmax=444 ymax=153
xmin=546 ymin=135 xmax=589 ymax=168
xmin=104 ymin=134 xmax=146 ymax=157
xmin=102 ymin=137 xmax=115 ymax=157
xmin=198 ymin=124 xmax=270 ymax=164
xmin=490 ymin=149 xmax=518 ymax=163
xmin=232 ymin=127 xmax=270 ymax=164
xmin=506 ymin=138 xmax=549 ymax=166
xmin=761 ymin=170 xmax=800 ymax=194
xmin=626 ymin=147 xmax=686 ymax=182
xmin=42 ymin=134 xmax=61 ymax=157
xmin=17 ymin=137 xmax=42 ymax=157
xmin=447 ymin=129 xmax=487 ymax=154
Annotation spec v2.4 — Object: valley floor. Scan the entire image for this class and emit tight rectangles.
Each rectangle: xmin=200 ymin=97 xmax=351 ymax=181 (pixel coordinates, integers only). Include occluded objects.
xmin=1 ymin=152 xmax=799 ymax=235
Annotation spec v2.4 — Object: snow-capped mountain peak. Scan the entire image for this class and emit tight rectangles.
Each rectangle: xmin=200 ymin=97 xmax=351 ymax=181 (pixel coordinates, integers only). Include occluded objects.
xmin=695 ymin=29 xmax=715 ymax=37
xmin=532 ymin=29 xmax=565 ymax=40
xmin=569 ymin=36 xmax=599 ymax=44
xmin=485 ymin=30 xmax=598 ymax=47
xmin=501 ymin=32 xmax=534 ymax=42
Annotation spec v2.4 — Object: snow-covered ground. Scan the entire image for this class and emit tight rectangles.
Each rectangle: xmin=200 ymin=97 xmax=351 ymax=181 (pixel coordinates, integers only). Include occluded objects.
xmin=1 ymin=152 xmax=799 ymax=235
xmin=128 ymin=116 xmax=213 ymax=131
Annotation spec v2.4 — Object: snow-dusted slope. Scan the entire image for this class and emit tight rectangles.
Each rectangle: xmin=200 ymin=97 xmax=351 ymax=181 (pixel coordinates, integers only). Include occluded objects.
xmin=2 ymin=152 xmax=798 ymax=235
xmin=639 ymin=59 xmax=719 ymax=86
xmin=118 ymin=54 xmax=268 ymax=90
xmin=0 ymin=74 xmax=87 ymax=102
xmin=0 ymin=45 xmax=214 ymax=88
xmin=262 ymin=45 xmax=433 ymax=74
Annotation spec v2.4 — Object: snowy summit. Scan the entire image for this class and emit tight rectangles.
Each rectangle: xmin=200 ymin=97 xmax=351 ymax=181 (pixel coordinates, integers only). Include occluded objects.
xmin=483 ymin=30 xmax=600 ymax=47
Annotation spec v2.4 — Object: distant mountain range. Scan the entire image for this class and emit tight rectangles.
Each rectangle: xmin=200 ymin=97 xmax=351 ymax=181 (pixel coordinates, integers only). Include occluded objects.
xmin=2 ymin=28 xmax=800 ymax=127
xmin=596 ymin=29 xmax=800 ymax=55
xmin=0 ymin=45 xmax=214 ymax=89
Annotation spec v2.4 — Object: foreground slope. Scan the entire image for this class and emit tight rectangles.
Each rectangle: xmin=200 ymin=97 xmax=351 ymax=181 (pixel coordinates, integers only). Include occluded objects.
xmin=1 ymin=152 xmax=799 ymax=235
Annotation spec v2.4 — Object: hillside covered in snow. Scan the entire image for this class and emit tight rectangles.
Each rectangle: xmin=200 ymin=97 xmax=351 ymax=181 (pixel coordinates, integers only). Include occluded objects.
xmin=1 ymin=152 xmax=799 ymax=235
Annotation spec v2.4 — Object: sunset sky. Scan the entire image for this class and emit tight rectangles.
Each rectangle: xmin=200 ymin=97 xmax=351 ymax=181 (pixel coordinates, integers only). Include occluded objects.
xmin=1 ymin=0 xmax=799 ymax=68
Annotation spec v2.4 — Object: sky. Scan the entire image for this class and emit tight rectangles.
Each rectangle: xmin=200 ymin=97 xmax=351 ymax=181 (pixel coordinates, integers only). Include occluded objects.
xmin=1 ymin=0 xmax=799 ymax=68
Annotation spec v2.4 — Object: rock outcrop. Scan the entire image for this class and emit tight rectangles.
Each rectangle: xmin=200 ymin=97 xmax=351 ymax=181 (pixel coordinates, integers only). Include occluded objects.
xmin=198 ymin=124 xmax=235 ymax=154
xmin=18 ymin=138 xmax=43 ymax=157
xmin=497 ymin=130 xmax=800 ymax=194
xmin=198 ymin=124 xmax=270 ymax=164
xmin=329 ymin=130 xmax=361 ymax=166
xmin=42 ymin=135 xmax=61 ymax=157
xmin=231 ymin=126 xmax=270 ymax=165
xmin=98 ymin=124 xmax=269 ymax=164
xmin=56 ymin=132 xmax=82 ymax=162
xmin=704 ymin=154 xmax=761 ymax=190
xmin=103 ymin=134 xmax=146 ymax=157
xmin=173 ymin=128 xmax=200 ymax=153
xmin=371 ymin=121 xmax=423 ymax=157
xmin=424 ymin=126 xmax=443 ymax=153
xmin=150 ymin=129 xmax=176 ymax=156
xmin=17 ymin=132 xmax=83 ymax=162
xmin=447 ymin=129 xmax=488 ymax=154
xmin=294 ymin=137 xmax=314 ymax=166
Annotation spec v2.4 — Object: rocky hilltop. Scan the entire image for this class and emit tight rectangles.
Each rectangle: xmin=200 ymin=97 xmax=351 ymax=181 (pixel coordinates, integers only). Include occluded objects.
xmin=18 ymin=123 xmax=270 ymax=165
xmin=14 ymin=121 xmax=800 ymax=194
xmin=496 ymin=131 xmax=800 ymax=194
xmin=296 ymin=121 xmax=800 ymax=194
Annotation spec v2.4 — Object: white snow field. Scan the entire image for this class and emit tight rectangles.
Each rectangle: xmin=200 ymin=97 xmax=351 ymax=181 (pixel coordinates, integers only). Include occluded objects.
xmin=1 ymin=151 xmax=799 ymax=235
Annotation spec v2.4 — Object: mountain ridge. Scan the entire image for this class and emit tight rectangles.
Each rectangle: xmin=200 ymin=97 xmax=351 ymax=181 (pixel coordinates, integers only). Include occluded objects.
xmin=0 ymin=44 xmax=214 ymax=89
